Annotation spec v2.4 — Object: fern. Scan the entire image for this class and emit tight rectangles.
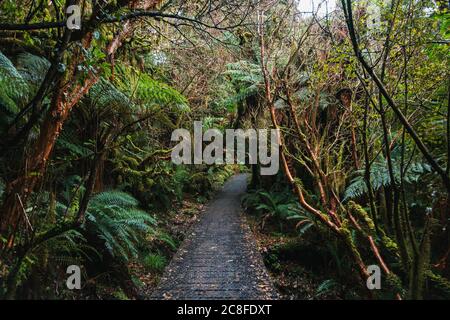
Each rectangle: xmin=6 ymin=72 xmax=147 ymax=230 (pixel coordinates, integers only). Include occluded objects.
xmin=91 ymin=190 xmax=140 ymax=208
xmin=223 ymin=60 xmax=263 ymax=106
xmin=88 ymin=77 xmax=132 ymax=112
xmin=0 ymin=51 xmax=28 ymax=114
xmin=287 ymin=212 xmax=316 ymax=236
xmin=15 ymin=52 xmax=50 ymax=89
xmin=156 ymin=231 xmax=177 ymax=250
xmin=244 ymin=189 xmax=302 ymax=220
xmin=315 ymin=279 xmax=339 ymax=298
xmin=0 ymin=51 xmax=50 ymax=117
xmin=84 ymin=191 xmax=157 ymax=262
xmin=135 ymin=74 xmax=189 ymax=111
xmin=113 ymin=64 xmax=189 ymax=112
xmin=43 ymin=229 xmax=99 ymax=263
xmin=225 ymin=61 xmax=263 ymax=88
xmin=344 ymin=150 xmax=432 ymax=201
xmin=56 ymin=129 xmax=92 ymax=159
xmin=53 ymin=187 xmax=157 ymax=263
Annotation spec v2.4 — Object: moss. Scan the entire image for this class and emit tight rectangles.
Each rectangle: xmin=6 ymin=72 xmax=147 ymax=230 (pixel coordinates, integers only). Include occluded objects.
xmin=381 ymin=234 xmax=400 ymax=255
xmin=385 ymin=272 xmax=404 ymax=294
xmin=122 ymin=155 xmax=140 ymax=167
xmin=426 ymin=270 xmax=450 ymax=298
xmin=347 ymin=202 xmax=402 ymax=260
xmin=410 ymin=225 xmax=432 ymax=299
xmin=111 ymin=289 xmax=130 ymax=300
xmin=320 ymin=213 xmax=331 ymax=224
xmin=348 ymin=201 xmax=376 ymax=233
xmin=339 ymin=223 xmax=364 ymax=266
xmin=145 ymin=178 xmax=155 ymax=187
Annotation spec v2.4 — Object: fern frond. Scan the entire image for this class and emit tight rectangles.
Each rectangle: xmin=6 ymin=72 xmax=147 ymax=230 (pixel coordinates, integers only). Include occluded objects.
xmin=15 ymin=52 xmax=50 ymax=88
xmin=89 ymin=77 xmax=132 ymax=112
xmin=91 ymin=191 xmax=140 ymax=208
xmin=85 ymin=191 xmax=157 ymax=262
xmin=343 ymin=149 xmax=432 ymax=201
xmin=113 ymin=65 xmax=189 ymax=112
xmin=0 ymin=51 xmax=29 ymax=114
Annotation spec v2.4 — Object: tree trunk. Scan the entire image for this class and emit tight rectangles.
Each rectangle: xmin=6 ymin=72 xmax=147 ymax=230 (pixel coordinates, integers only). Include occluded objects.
xmin=0 ymin=73 xmax=98 ymax=241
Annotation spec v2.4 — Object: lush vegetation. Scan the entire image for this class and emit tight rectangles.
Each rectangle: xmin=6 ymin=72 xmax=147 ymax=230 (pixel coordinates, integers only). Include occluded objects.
xmin=0 ymin=0 xmax=449 ymax=300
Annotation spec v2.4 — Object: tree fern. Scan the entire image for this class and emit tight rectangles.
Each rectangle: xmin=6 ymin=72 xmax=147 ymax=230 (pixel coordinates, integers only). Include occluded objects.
xmin=15 ymin=52 xmax=50 ymax=89
xmin=135 ymin=74 xmax=189 ymax=112
xmin=84 ymin=191 xmax=157 ymax=262
xmin=41 ymin=229 xmax=100 ymax=264
xmin=88 ymin=77 xmax=132 ymax=113
xmin=223 ymin=60 xmax=263 ymax=106
xmin=343 ymin=149 xmax=432 ymax=201
xmin=113 ymin=64 xmax=189 ymax=113
xmin=56 ymin=131 xmax=92 ymax=159
xmin=0 ymin=51 xmax=28 ymax=114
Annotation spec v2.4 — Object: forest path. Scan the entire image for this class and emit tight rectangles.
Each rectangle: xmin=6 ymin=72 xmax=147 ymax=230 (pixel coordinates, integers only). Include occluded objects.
xmin=150 ymin=174 xmax=278 ymax=300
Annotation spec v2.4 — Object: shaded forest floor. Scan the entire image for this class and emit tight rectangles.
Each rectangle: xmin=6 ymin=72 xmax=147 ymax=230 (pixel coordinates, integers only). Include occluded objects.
xmin=135 ymin=196 xmax=208 ymax=299
xmin=71 ymin=194 xmax=208 ymax=300
xmin=246 ymin=216 xmax=358 ymax=300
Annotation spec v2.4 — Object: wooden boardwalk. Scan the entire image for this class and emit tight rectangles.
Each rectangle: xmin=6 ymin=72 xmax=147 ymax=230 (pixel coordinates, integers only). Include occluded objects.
xmin=151 ymin=174 xmax=278 ymax=300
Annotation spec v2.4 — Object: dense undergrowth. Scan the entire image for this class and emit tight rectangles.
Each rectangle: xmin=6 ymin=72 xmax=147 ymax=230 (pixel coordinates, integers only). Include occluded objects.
xmin=1 ymin=0 xmax=449 ymax=300
xmin=0 ymin=161 xmax=236 ymax=299
xmin=244 ymin=175 xmax=450 ymax=299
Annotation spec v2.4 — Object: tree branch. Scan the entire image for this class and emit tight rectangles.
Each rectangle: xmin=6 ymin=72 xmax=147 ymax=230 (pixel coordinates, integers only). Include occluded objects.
xmin=341 ymin=0 xmax=450 ymax=192
xmin=0 ymin=9 xmax=249 ymax=31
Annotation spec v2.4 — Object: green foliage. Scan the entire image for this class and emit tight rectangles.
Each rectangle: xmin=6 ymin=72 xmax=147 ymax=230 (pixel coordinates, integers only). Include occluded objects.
xmin=114 ymin=65 xmax=189 ymax=113
xmin=243 ymin=189 xmax=301 ymax=220
xmin=0 ymin=179 xmax=5 ymax=198
xmin=254 ymin=190 xmax=300 ymax=220
xmin=0 ymin=51 xmax=29 ymax=114
xmin=243 ymin=188 xmax=314 ymax=233
xmin=88 ymin=77 xmax=132 ymax=112
xmin=223 ymin=60 xmax=263 ymax=109
xmin=265 ymin=253 xmax=282 ymax=273
xmin=136 ymin=73 xmax=189 ymax=112
xmin=426 ymin=270 xmax=450 ymax=298
xmin=2 ymin=0 xmax=449 ymax=301
xmin=111 ymin=289 xmax=130 ymax=300
xmin=287 ymin=212 xmax=316 ymax=237
xmin=15 ymin=52 xmax=50 ymax=90
xmin=41 ymin=229 xmax=99 ymax=266
xmin=53 ymin=185 xmax=157 ymax=263
xmin=84 ymin=191 xmax=157 ymax=262
xmin=114 ymin=148 xmax=188 ymax=209
xmin=141 ymin=253 xmax=167 ymax=273
xmin=156 ymin=231 xmax=177 ymax=251
xmin=0 ymin=51 xmax=50 ymax=133
xmin=343 ymin=149 xmax=431 ymax=201
xmin=315 ymin=279 xmax=338 ymax=298
xmin=56 ymin=130 xmax=93 ymax=160
xmin=205 ymin=165 xmax=236 ymax=190
xmin=225 ymin=61 xmax=263 ymax=93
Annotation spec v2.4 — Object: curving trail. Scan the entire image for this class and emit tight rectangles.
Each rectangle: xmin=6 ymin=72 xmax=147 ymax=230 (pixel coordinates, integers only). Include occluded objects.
xmin=151 ymin=174 xmax=278 ymax=300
